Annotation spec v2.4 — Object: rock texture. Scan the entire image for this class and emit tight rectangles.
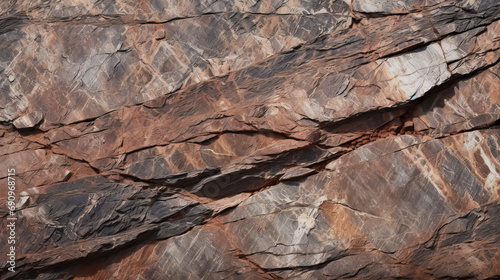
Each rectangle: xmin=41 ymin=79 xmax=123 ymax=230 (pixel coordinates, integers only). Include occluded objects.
xmin=1 ymin=0 xmax=500 ymax=279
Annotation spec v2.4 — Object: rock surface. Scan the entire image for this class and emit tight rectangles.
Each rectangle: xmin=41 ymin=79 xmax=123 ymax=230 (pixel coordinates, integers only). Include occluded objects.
xmin=1 ymin=0 xmax=500 ymax=279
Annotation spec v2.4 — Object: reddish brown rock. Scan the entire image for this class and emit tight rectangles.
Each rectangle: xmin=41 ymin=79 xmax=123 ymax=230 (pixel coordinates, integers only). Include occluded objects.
xmin=1 ymin=0 xmax=500 ymax=279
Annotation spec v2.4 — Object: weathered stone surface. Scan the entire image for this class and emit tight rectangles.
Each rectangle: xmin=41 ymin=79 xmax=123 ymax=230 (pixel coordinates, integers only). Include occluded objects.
xmin=1 ymin=0 xmax=500 ymax=279
xmin=0 ymin=1 xmax=350 ymax=127
xmin=12 ymin=111 xmax=43 ymax=129
xmin=352 ymin=0 xmax=439 ymax=14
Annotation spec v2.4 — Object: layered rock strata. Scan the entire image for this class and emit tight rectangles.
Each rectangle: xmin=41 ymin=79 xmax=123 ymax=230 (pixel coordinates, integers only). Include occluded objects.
xmin=1 ymin=0 xmax=500 ymax=279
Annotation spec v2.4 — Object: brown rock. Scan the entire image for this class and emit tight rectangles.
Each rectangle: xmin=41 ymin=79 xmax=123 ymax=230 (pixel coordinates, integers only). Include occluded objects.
xmin=1 ymin=0 xmax=500 ymax=279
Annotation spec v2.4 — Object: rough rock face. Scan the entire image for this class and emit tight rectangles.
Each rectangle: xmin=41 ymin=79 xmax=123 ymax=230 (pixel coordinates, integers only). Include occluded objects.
xmin=1 ymin=0 xmax=500 ymax=279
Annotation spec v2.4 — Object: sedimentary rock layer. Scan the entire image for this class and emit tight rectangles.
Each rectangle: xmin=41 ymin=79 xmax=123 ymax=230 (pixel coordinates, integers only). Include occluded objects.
xmin=0 ymin=0 xmax=499 ymax=279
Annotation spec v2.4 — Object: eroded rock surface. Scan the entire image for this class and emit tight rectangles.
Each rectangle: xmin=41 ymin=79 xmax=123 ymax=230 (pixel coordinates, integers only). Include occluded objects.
xmin=1 ymin=0 xmax=499 ymax=279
